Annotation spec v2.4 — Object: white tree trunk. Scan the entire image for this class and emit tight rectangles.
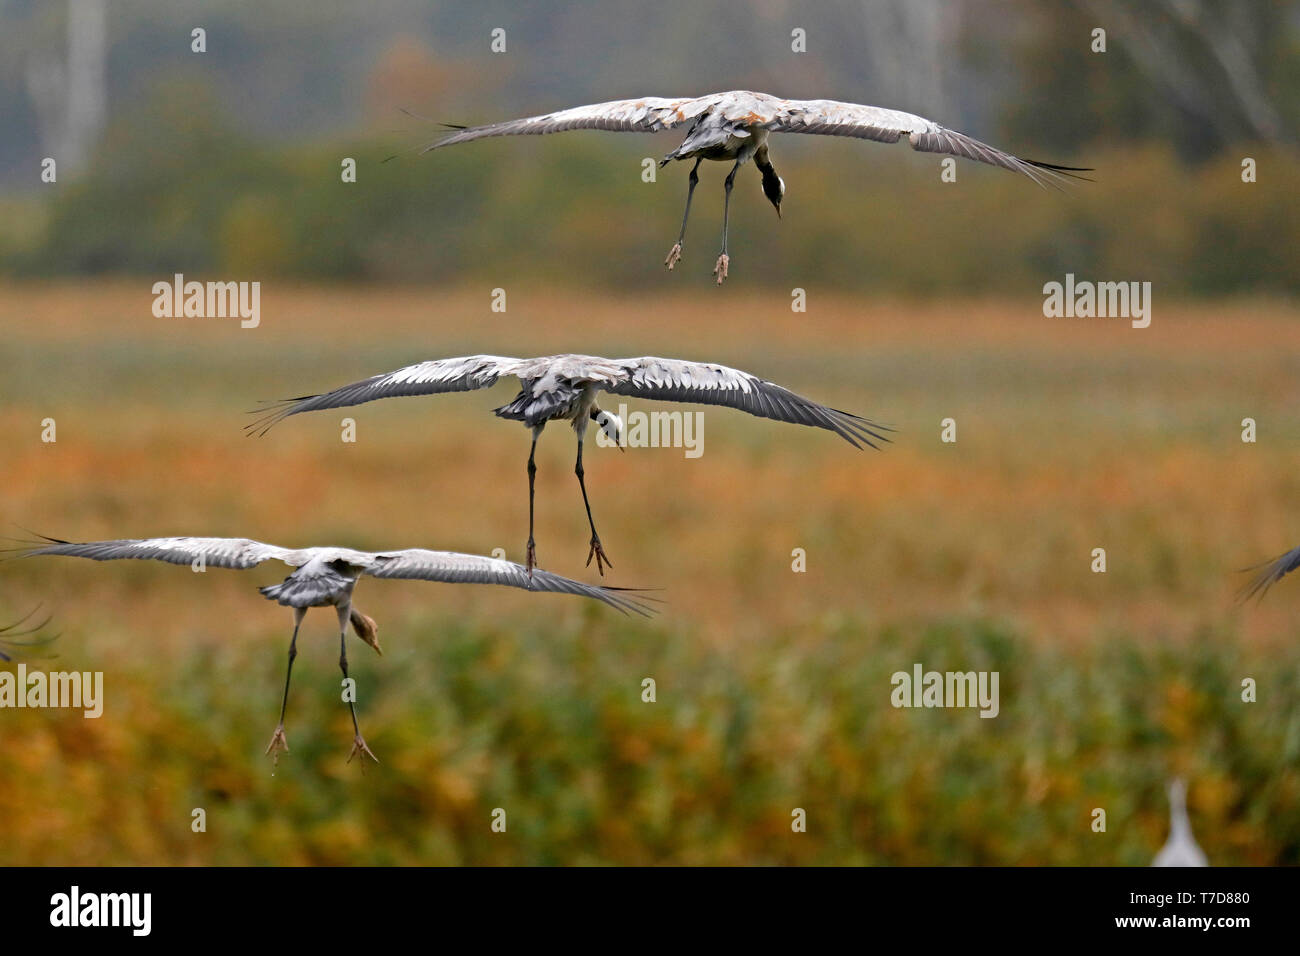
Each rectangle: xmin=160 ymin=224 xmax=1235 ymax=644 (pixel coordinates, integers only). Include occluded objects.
xmin=25 ymin=0 xmax=107 ymax=176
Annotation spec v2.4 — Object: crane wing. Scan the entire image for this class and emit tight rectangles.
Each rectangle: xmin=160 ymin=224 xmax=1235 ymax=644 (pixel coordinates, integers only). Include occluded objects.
xmin=17 ymin=536 xmax=295 ymax=570
xmin=248 ymin=355 xmax=519 ymax=435
xmin=603 ymin=357 xmax=891 ymax=449
xmin=363 ymin=550 xmax=654 ymax=616
xmin=422 ymin=96 xmax=709 ymax=151
xmin=766 ymin=98 xmax=1090 ymax=188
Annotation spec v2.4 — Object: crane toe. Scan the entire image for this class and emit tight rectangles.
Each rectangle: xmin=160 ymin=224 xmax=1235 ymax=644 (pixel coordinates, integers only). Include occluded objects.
xmin=265 ymin=724 xmax=290 ymax=765
xmin=347 ymin=734 xmax=379 ymax=766
xmin=586 ymin=536 xmax=613 ymax=577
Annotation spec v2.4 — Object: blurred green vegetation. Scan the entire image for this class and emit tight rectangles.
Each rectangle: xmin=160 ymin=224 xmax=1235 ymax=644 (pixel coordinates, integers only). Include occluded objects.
xmin=2 ymin=80 xmax=1296 ymax=294
xmin=2 ymin=611 xmax=1295 ymax=865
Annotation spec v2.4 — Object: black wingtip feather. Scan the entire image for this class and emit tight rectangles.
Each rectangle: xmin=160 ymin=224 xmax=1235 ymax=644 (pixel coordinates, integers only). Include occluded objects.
xmin=1234 ymin=544 xmax=1300 ymax=605
xmin=1025 ymin=160 xmax=1094 ymax=172
xmin=243 ymin=396 xmax=321 ymax=437
xmin=1023 ymin=158 xmax=1095 ymax=183
xmin=0 ymin=604 xmax=59 ymax=661
xmin=0 ymin=530 xmax=72 ymax=561
xmin=826 ymin=408 xmax=895 ymax=450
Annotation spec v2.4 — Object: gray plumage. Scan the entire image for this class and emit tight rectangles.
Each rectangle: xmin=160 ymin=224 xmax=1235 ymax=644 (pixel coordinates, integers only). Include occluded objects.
xmin=424 ymin=90 xmax=1088 ymax=189
xmin=17 ymin=534 xmax=653 ymax=764
xmin=423 ymin=91 xmax=1087 ymax=282
xmin=249 ymin=353 xmax=889 ymax=449
xmin=17 ymin=535 xmax=651 ymax=616
xmin=250 ymin=354 xmax=888 ymax=575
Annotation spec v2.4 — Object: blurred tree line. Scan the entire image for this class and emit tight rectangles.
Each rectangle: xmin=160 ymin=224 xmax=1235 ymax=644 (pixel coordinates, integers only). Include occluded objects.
xmin=0 ymin=0 xmax=1295 ymax=292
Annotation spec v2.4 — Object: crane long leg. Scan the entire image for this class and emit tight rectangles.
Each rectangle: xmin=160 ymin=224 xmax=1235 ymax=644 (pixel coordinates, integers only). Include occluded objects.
xmin=526 ymin=428 xmax=540 ymax=577
xmin=339 ymin=604 xmax=377 ymax=765
xmin=265 ymin=607 xmax=305 ymax=766
xmin=714 ymin=159 xmax=741 ymax=284
xmin=664 ymin=157 xmax=703 ymax=270
xmin=575 ymin=432 xmax=612 ymax=576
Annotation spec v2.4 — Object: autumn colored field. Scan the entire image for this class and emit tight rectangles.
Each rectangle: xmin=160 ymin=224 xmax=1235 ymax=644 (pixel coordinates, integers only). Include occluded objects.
xmin=2 ymin=281 xmax=1298 ymax=865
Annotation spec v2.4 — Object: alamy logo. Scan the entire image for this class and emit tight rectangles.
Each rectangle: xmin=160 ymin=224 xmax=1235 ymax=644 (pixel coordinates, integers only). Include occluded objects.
xmin=890 ymin=663 xmax=999 ymax=718
xmin=594 ymin=402 xmax=704 ymax=458
xmin=50 ymin=886 xmax=151 ymax=936
xmin=1042 ymin=273 xmax=1151 ymax=328
xmin=0 ymin=664 xmax=103 ymax=718
xmin=152 ymin=273 xmax=260 ymax=328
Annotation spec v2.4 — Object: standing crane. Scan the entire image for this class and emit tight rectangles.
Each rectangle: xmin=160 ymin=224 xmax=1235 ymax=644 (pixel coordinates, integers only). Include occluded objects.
xmin=1152 ymin=779 xmax=1209 ymax=867
xmin=248 ymin=353 xmax=891 ymax=576
xmin=15 ymin=535 xmax=652 ymax=765
xmin=421 ymin=90 xmax=1089 ymax=282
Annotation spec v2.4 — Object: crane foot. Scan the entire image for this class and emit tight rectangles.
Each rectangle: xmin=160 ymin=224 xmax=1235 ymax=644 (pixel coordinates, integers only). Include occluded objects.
xmin=586 ymin=535 xmax=613 ymax=577
xmin=265 ymin=724 xmax=290 ymax=765
xmin=347 ymin=733 xmax=379 ymax=766
xmin=664 ymin=242 xmax=683 ymax=270
xmin=525 ymin=537 xmax=537 ymax=579
xmin=713 ymin=254 xmax=729 ymax=284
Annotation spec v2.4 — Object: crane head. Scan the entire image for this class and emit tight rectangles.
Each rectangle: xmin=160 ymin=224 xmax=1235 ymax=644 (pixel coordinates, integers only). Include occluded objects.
xmin=760 ymin=166 xmax=784 ymax=218
xmin=594 ymin=408 xmax=624 ymax=451
xmin=349 ymin=607 xmax=382 ymax=656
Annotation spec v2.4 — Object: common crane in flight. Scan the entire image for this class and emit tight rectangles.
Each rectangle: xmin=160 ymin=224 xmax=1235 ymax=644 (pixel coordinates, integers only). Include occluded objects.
xmin=248 ymin=354 xmax=890 ymax=577
xmin=1152 ymin=778 xmax=1209 ymax=867
xmin=15 ymin=535 xmax=652 ymax=765
xmin=422 ymin=90 xmax=1089 ymax=283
